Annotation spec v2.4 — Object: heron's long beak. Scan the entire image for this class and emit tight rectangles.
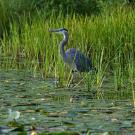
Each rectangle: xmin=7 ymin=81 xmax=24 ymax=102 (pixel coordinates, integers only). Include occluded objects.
xmin=49 ymin=29 xmax=60 ymax=33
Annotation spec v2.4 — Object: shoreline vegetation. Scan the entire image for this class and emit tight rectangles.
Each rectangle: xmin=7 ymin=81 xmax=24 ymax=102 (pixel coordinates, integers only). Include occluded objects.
xmin=1 ymin=1 xmax=135 ymax=134
xmin=0 ymin=0 xmax=135 ymax=99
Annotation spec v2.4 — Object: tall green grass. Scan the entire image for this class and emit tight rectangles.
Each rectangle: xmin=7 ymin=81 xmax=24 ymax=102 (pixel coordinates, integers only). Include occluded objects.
xmin=1 ymin=6 xmax=135 ymax=99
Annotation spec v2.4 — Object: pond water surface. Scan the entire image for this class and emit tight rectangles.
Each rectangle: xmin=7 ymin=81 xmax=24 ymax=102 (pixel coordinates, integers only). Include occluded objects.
xmin=0 ymin=69 xmax=135 ymax=135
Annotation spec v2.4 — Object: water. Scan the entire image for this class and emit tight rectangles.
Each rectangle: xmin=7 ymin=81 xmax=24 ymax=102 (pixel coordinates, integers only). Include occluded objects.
xmin=0 ymin=69 xmax=135 ymax=134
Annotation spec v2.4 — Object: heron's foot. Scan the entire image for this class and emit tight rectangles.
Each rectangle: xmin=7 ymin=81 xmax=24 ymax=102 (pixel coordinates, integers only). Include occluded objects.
xmin=67 ymin=82 xmax=76 ymax=88
xmin=67 ymin=71 xmax=78 ymax=88
xmin=67 ymin=78 xmax=74 ymax=88
xmin=67 ymin=76 xmax=75 ymax=88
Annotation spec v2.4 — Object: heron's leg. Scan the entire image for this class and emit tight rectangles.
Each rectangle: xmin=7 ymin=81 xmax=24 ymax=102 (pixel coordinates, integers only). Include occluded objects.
xmin=67 ymin=70 xmax=74 ymax=87
xmin=67 ymin=70 xmax=77 ymax=87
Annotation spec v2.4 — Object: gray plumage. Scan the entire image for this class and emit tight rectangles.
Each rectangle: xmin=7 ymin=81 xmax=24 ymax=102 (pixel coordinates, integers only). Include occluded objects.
xmin=49 ymin=28 xmax=93 ymax=73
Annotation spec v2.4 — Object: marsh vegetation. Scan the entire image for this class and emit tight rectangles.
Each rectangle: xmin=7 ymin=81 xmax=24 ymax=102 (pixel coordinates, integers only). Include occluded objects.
xmin=0 ymin=0 xmax=135 ymax=134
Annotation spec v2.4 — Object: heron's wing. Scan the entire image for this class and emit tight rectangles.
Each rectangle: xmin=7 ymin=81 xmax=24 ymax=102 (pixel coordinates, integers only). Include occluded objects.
xmin=65 ymin=48 xmax=76 ymax=60
xmin=65 ymin=48 xmax=77 ymax=70
xmin=65 ymin=48 xmax=92 ymax=72
xmin=75 ymin=51 xmax=92 ymax=72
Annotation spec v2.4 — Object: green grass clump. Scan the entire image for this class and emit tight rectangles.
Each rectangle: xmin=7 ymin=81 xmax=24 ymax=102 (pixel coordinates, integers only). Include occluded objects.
xmin=0 ymin=0 xmax=103 ymax=37
xmin=1 ymin=6 xmax=135 ymax=98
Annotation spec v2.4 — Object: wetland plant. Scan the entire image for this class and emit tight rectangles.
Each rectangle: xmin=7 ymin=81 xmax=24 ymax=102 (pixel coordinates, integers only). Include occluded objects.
xmin=128 ymin=48 xmax=135 ymax=107
xmin=0 ymin=6 xmax=135 ymax=99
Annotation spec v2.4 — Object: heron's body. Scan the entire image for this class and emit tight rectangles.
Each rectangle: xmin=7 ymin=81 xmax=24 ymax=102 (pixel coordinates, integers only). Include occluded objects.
xmin=49 ymin=28 xmax=93 ymax=83
xmin=64 ymin=48 xmax=92 ymax=72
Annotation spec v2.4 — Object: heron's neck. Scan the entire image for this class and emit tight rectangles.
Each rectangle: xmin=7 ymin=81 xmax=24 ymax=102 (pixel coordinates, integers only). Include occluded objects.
xmin=60 ymin=32 xmax=68 ymax=59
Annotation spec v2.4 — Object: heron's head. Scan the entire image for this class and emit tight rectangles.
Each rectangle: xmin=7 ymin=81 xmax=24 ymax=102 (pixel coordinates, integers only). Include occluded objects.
xmin=49 ymin=28 xmax=68 ymax=35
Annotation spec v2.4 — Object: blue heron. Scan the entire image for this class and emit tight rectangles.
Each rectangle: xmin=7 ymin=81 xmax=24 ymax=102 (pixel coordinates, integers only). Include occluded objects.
xmin=49 ymin=28 xmax=94 ymax=85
